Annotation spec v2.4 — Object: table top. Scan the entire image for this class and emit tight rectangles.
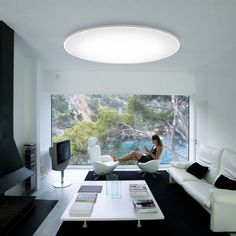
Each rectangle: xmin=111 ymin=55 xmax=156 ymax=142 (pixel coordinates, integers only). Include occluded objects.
xmin=61 ymin=180 xmax=164 ymax=221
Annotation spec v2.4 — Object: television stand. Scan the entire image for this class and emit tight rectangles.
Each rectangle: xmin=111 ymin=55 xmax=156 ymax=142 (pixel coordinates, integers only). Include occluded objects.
xmin=0 ymin=195 xmax=36 ymax=235
xmin=53 ymin=170 xmax=71 ymax=188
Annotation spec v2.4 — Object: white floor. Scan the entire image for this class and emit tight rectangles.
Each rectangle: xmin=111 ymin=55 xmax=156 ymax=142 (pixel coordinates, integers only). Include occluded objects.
xmin=33 ymin=166 xmax=139 ymax=236
xmin=33 ymin=168 xmax=90 ymax=236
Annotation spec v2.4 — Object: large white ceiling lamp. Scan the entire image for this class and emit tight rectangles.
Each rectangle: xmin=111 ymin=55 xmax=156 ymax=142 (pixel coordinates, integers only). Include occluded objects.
xmin=64 ymin=25 xmax=180 ymax=64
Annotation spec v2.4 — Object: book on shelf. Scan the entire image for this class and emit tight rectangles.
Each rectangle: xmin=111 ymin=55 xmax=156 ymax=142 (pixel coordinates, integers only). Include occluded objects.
xmin=132 ymin=199 xmax=157 ymax=213
xmin=78 ymin=185 xmax=103 ymax=193
xmin=75 ymin=193 xmax=98 ymax=203
xmin=69 ymin=201 xmax=94 ymax=217
xmin=129 ymin=183 xmax=148 ymax=197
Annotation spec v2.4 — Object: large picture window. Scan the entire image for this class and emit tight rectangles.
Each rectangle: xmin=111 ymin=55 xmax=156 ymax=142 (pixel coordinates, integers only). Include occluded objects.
xmin=51 ymin=95 xmax=189 ymax=165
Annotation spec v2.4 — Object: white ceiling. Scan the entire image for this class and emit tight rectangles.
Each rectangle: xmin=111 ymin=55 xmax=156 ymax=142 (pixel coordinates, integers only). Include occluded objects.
xmin=1 ymin=0 xmax=236 ymax=72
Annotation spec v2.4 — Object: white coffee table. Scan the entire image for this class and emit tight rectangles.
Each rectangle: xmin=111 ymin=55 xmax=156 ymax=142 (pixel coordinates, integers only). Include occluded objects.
xmin=61 ymin=180 xmax=164 ymax=228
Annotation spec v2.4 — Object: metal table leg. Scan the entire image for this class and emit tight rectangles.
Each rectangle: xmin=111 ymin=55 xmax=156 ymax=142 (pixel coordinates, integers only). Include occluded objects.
xmin=82 ymin=220 xmax=88 ymax=228
xmin=137 ymin=220 xmax=142 ymax=228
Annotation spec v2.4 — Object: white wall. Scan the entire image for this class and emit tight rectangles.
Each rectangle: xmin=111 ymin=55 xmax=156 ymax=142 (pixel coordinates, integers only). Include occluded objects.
xmin=14 ymin=34 xmax=54 ymax=186
xmin=12 ymin=33 xmax=39 ymax=193
xmin=37 ymin=68 xmax=52 ymax=175
xmin=44 ymin=71 xmax=195 ymax=95
xmin=194 ymin=49 xmax=236 ymax=151
xmin=14 ymin=38 xmax=36 ymax=151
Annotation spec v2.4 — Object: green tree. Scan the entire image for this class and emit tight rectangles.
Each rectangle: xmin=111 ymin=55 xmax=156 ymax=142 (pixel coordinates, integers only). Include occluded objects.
xmin=128 ymin=95 xmax=189 ymax=159
xmin=96 ymin=107 xmax=124 ymax=143
xmin=61 ymin=121 xmax=97 ymax=155
xmin=51 ymin=95 xmax=75 ymax=132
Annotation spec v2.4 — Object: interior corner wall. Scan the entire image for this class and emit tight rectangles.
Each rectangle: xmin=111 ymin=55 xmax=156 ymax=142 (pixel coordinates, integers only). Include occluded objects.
xmin=14 ymin=34 xmax=39 ymax=190
xmin=14 ymin=33 xmax=49 ymax=185
xmin=14 ymin=34 xmax=37 ymax=153
xmin=37 ymin=69 xmax=51 ymax=176
xmin=14 ymin=34 xmax=51 ymax=179
xmin=194 ymin=50 xmax=236 ymax=151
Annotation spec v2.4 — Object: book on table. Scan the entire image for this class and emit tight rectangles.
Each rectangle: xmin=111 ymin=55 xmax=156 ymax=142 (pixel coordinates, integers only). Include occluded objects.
xmin=129 ymin=183 xmax=148 ymax=197
xmin=78 ymin=185 xmax=103 ymax=193
xmin=132 ymin=199 xmax=158 ymax=213
xmin=69 ymin=201 xmax=94 ymax=217
xmin=75 ymin=192 xmax=98 ymax=203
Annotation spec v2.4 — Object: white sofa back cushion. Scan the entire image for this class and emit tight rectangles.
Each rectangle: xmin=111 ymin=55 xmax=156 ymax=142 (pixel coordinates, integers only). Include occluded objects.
xmin=197 ymin=144 xmax=223 ymax=184
xmin=218 ymin=148 xmax=236 ymax=181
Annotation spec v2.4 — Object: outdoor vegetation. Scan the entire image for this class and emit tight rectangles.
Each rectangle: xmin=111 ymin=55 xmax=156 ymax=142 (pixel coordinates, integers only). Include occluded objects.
xmin=51 ymin=95 xmax=189 ymax=165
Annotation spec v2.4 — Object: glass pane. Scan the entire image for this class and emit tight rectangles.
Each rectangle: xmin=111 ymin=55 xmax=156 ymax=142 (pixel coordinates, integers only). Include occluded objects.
xmin=51 ymin=95 xmax=189 ymax=165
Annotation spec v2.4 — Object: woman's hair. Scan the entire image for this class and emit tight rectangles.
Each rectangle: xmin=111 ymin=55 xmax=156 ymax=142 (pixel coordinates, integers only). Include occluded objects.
xmin=152 ymin=134 xmax=163 ymax=146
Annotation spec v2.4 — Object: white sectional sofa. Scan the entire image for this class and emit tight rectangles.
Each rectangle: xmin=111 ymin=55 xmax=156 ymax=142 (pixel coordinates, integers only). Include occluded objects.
xmin=168 ymin=144 xmax=236 ymax=232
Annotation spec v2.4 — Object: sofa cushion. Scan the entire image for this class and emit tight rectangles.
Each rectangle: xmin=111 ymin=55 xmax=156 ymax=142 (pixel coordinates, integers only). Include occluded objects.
xmin=182 ymin=180 xmax=216 ymax=209
xmin=214 ymin=174 xmax=236 ymax=190
xmin=218 ymin=149 xmax=236 ymax=181
xmin=168 ymin=166 xmax=204 ymax=185
xmin=186 ymin=162 xmax=208 ymax=179
xmin=197 ymin=144 xmax=223 ymax=184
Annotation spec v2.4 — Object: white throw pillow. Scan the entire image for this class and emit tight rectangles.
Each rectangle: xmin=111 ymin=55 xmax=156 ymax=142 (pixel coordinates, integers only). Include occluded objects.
xmin=196 ymin=144 xmax=223 ymax=184
xmin=171 ymin=161 xmax=192 ymax=169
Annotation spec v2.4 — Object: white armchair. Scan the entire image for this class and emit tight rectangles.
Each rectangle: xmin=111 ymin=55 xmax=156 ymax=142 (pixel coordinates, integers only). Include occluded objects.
xmin=137 ymin=159 xmax=161 ymax=177
xmin=87 ymin=137 xmax=119 ymax=178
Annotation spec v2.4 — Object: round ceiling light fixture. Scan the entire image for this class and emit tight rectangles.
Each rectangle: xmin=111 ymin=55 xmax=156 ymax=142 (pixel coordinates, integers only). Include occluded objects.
xmin=64 ymin=25 xmax=180 ymax=64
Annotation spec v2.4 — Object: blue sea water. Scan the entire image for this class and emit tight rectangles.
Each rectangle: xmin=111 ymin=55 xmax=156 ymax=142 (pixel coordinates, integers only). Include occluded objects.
xmin=105 ymin=138 xmax=188 ymax=164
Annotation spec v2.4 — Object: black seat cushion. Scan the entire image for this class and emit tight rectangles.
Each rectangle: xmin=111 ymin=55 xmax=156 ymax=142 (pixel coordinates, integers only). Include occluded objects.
xmin=186 ymin=162 xmax=208 ymax=179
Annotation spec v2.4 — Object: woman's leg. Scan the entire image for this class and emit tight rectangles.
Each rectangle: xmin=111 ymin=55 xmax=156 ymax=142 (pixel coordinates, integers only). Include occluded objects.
xmin=113 ymin=151 xmax=143 ymax=162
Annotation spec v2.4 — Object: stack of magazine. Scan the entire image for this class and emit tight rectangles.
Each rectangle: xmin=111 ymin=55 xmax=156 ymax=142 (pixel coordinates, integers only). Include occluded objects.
xmin=129 ymin=183 xmax=148 ymax=197
xmin=69 ymin=192 xmax=98 ymax=217
xmin=132 ymin=199 xmax=157 ymax=213
xmin=75 ymin=192 xmax=97 ymax=203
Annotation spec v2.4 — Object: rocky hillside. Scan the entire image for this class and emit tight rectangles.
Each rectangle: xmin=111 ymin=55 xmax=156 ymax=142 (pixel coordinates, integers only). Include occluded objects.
xmin=53 ymin=95 xmax=130 ymax=136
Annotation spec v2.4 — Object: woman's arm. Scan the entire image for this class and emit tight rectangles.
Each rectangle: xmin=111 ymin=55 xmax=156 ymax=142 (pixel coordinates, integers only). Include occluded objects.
xmin=154 ymin=146 xmax=163 ymax=159
xmin=144 ymin=146 xmax=162 ymax=160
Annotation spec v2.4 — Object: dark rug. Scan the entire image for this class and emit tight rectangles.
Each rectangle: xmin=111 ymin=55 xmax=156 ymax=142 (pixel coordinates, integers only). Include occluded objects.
xmin=8 ymin=199 xmax=58 ymax=236
xmin=57 ymin=171 xmax=229 ymax=236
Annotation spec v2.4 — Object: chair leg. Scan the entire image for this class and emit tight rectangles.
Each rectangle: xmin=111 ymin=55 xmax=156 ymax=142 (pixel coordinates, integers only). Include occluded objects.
xmin=141 ymin=172 xmax=146 ymax=178
xmin=140 ymin=171 xmax=159 ymax=178
xmin=92 ymin=171 xmax=99 ymax=180
xmin=152 ymin=171 xmax=160 ymax=178
xmin=94 ymin=175 xmax=100 ymax=180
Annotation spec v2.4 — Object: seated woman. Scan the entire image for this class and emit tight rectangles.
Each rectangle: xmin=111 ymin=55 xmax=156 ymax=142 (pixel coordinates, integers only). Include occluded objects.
xmin=112 ymin=134 xmax=163 ymax=163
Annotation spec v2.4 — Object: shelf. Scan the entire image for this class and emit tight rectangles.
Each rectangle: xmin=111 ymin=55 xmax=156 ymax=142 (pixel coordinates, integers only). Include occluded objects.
xmin=24 ymin=144 xmax=37 ymax=193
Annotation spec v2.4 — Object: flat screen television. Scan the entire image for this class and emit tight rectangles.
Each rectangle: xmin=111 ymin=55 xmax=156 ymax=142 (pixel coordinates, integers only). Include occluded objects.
xmin=49 ymin=139 xmax=71 ymax=188
xmin=54 ymin=139 xmax=71 ymax=164
xmin=49 ymin=140 xmax=71 ymax=172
